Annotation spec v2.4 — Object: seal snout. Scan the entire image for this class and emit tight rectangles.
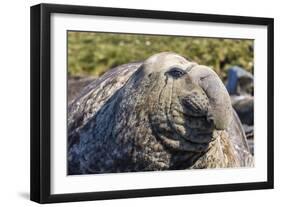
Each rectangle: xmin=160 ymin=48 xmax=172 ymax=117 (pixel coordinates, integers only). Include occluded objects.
xmin=187 ymin=65 xmax=233 ymax=130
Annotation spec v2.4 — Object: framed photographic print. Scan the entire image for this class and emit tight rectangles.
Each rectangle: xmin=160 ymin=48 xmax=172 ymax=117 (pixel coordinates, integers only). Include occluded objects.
xmin=30 ymin=3 xmax=274 ymax=203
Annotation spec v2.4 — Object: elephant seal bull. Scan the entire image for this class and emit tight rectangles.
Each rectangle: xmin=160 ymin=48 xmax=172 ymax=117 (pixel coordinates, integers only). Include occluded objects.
xmin=68 ymin=52 xmax=253 ymax=175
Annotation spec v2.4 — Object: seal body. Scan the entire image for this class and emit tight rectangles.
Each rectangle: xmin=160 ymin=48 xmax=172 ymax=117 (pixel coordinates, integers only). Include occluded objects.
xmin=68 ymin=52 xmax=253 ymax=175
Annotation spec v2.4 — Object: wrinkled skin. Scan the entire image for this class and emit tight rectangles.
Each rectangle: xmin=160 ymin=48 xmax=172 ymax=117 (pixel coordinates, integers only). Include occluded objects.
xmin=68 ymin=52 xmax=253 ymax=175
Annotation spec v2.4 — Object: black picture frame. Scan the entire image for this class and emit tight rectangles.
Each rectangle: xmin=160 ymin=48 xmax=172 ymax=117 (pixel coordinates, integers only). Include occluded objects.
xmin=30 ymin=3 xmax=274 ymax=204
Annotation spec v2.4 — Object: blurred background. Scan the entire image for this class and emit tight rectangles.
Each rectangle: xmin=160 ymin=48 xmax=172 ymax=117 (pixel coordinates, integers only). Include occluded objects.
xmin=67 ymin=31 xmax=254 ymax=155
xmin=67 ymin=31 xmax=253 ymax=80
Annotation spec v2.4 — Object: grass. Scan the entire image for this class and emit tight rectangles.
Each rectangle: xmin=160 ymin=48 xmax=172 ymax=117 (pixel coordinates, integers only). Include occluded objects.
xmin=67 ymin=31 xmax=253 ymax=80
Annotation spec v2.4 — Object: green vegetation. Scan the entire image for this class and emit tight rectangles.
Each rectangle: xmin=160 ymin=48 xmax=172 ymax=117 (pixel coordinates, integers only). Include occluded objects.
xmin=68 ymin=31 xmax=253 ymax=79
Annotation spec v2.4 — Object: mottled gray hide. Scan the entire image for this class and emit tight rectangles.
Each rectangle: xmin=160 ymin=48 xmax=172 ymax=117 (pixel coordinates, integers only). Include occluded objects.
xmin=68 ymin=52 xmax=253 ymax=175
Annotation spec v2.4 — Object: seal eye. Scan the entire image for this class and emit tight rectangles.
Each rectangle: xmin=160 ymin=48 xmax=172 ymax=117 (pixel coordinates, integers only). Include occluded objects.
xmin=166 ymin=67 xmax=187 ymax=79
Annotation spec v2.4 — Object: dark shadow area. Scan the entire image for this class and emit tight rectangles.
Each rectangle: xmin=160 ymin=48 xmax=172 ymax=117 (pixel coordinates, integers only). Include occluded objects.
xmin=18 ymin=192 xmax=29 ymax=200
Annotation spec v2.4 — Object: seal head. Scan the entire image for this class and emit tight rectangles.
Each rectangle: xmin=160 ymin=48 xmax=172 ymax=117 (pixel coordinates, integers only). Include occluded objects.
xmin=133 ymin=52 xmax=233 ymax=153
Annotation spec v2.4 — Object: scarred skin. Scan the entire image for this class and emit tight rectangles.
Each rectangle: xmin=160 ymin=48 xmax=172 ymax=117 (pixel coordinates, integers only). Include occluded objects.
xmin=68 ymin=52 xmax=253 ymax=175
